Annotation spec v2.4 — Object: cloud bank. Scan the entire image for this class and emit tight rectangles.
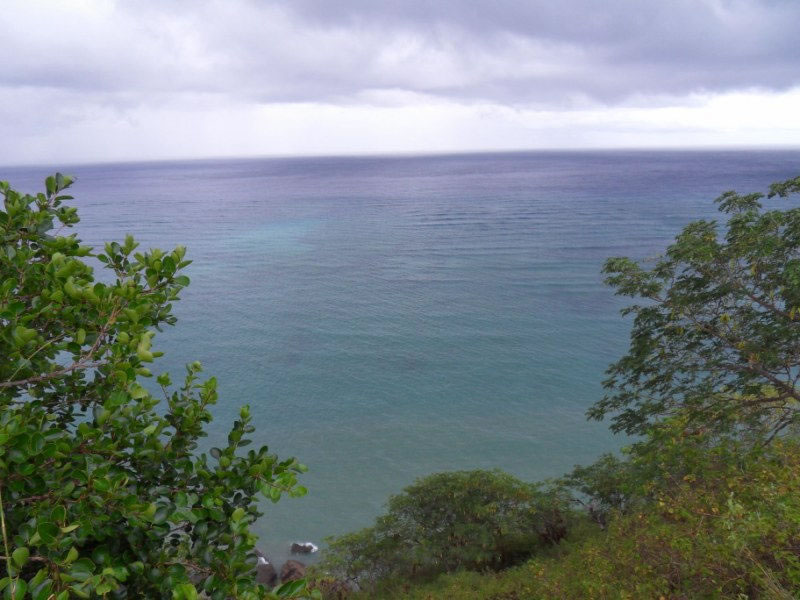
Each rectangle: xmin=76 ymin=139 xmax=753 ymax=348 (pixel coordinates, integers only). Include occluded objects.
xmin=1 ymin=0 xmax=798 ymax=164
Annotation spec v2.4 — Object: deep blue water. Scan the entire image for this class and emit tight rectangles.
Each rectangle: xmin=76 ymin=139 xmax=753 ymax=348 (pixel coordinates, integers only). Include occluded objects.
xmin=3 ymin=150 xmax=799 ymax=563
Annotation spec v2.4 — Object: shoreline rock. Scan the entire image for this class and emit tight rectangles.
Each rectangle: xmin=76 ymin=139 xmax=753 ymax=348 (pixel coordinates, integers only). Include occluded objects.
xmin=280 ymin=559 xmax=306 ymax=582
xmin=254 ymin=549 xmax=277 ymax=587
xmin=290 ymin=541 xmax=319 ymax=554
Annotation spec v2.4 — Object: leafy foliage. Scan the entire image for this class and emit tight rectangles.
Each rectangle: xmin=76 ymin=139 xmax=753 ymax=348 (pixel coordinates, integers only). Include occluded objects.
xmin=0 ymin=176 xmax=313 ymax=598
xmin=348 ymin=431 xmax=800 ymax=600
xmin=562 ymin=453 xmax=633 ymax=526
xmin=589 ymin=175 xmax=800 ymax=439
xmin=318 ymin=470 xmax=573 ymax=590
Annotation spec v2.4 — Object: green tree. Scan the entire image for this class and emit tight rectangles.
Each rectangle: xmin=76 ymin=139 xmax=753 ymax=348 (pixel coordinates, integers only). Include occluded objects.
xmin=562 ymin=453 xmax=633 ymax=526
xmin=589 ymin=175 xmax=800 ymax=442
xmin=0 ymin=175 xmax=313 ymax=599
xmin=319 ymin=469 xmax=573 ymax=589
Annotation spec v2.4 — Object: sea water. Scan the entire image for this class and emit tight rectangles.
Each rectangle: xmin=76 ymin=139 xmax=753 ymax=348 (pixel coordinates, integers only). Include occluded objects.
xmin=4 ymin=150 xmax=799 ymax=564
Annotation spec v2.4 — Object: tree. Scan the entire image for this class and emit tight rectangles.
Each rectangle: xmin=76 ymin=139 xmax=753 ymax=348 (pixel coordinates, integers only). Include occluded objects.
xmin=562 ymin=453 xmax=633 ymax=527
xmin=0 ymin=175 xmax=313 ymax=599
xmin=589 ymin=174 xmax=800 ymax=442
xmin=319 ymin=469 xmax=572 ymax=589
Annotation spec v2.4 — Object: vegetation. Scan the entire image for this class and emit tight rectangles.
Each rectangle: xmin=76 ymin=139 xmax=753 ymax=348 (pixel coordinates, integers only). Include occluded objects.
xmin=355 ymin=434 xmax=800 ymax=599
xmin=313 ymin=174 xmax=800 ymax=599
xmin=5 ymin=170 xmax=800 ymax=599
xmin=321 ymin=470 xmax=572 ymax=588
xmin=590 ymin=175 xmax=800 ymax=440
xmin=0 ymin=176 xmax=314 ymax=599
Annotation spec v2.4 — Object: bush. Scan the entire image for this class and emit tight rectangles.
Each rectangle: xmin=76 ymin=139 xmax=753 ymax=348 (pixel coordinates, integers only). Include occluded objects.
xmin=562 ymin=453 xmax=634 ymax=527
xmin=363 ymin=435 xmax=800 ymax=599
xmin=317 ymin=470 xmax=574 ymax=589
xmin=0 ymin=175 xmax=313 ymax=598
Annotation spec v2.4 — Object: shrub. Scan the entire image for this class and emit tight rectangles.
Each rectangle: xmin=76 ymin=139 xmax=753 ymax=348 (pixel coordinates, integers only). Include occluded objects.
xmin=562 ymin=453 xmax=634 ymax=527
xmin=318 ymin=470 xmax=574 ymax=589
xmin=0 ymin=175 xmax=313 ymax=599
xmin=363 ymin=436 xmax=800 ymax=599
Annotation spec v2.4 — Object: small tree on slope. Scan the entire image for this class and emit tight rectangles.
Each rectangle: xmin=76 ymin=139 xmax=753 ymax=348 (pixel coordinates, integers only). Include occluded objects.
xmin=589 ymin=175 xmax=800 ymax=442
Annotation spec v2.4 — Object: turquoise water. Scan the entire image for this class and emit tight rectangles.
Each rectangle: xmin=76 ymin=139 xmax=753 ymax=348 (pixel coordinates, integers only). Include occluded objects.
xmin=4 ymin=150 xmax=799 ymax=563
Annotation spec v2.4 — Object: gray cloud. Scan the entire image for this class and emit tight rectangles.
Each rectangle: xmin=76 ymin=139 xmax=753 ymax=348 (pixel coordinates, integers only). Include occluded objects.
xmin=1 ymin=0 xmax=798 ymax=107
xmin=1 ymin=0 xmax=798 ymax=165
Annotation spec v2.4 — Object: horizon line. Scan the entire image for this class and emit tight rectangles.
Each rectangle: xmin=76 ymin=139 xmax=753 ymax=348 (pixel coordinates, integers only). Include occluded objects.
xmin=3 ymin=143 xmax=800 ymax=170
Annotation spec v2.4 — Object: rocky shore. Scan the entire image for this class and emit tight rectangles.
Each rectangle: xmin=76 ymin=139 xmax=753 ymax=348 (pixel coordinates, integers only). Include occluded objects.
xmin=253 ymin=541 xmax=319 ymax=587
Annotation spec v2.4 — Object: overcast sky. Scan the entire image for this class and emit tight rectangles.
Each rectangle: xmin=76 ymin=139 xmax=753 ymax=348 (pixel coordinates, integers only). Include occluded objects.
xmin=2 ymin=0 xmax=799 ymax=165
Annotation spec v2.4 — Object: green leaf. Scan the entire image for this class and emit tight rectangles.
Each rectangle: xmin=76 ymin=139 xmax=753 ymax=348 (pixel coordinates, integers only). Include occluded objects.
xmin=29 ymin=433 xmax=45 ymax=454
xmin=129 ymin=562 xmax=144 ymax=575
xmin=50 ymin=506 xmax=66 ymax=523
xmin=63 ymin=547 xmax=79 ymax=565
xmin=172 ymin=583 xmax=198 ymax=600
xmin=231 ymin=507 xmax=246 ymax=522
xmin=129 ymin=384 xmax=148 ymax=399
xmin=37 ymin=521 xmax=59 ymax=544
xmin=68 ymin=557 xmax=95 ymax=581
xmin=105 ymin=390 xmax=127 ymax=409
xmin=11 ymin=547 xmax=29 ymax=569
xmin=92 ymin=477 xmax=111 ymax=493
xmin=274 ymin=578 xmax=306 ymax=597
xmin=91 ymin=546 xmax=111 ymax=566
xmin=9 ymin=578 xmax=27 ymax=600
xmin=94 ymin=582 xmax=113 ymax=595
xmin=152 ymin=505 xmax=171 ymax=525
xmin=28 ymin=568 xmax=46 ymax=589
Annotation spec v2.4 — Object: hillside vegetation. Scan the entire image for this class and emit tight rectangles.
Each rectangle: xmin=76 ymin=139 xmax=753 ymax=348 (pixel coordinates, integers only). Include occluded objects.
xmin=312 ymin=174 xmax=800 ymax=599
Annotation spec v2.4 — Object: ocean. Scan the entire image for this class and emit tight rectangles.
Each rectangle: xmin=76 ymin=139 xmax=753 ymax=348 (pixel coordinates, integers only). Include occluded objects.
xmin=4 ymin=149 xmax=799 ymax=564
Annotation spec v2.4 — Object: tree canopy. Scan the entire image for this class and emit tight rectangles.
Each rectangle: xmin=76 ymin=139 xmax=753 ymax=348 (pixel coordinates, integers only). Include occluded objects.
xmin=0 ymin=175 xmax=312 ymax=599
xmin=320 ymin=469 xmax=571 ymax=588
xmin=589 ymin=175 xmax=800 ymax=441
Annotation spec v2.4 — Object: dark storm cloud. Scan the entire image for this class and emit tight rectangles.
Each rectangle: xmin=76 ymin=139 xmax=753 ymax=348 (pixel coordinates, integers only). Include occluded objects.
xmin=1 ymin=0 xmax=799 ymax=107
